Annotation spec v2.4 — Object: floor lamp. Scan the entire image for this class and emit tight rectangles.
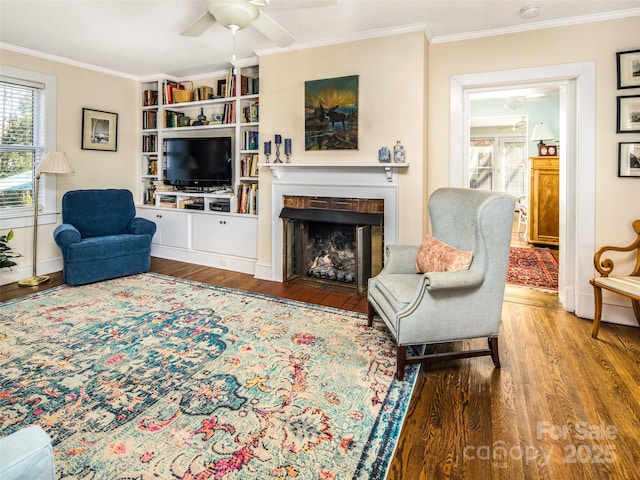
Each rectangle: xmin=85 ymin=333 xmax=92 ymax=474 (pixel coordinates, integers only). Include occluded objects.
xmin=18 ymin=151 xmax=74 ymax=287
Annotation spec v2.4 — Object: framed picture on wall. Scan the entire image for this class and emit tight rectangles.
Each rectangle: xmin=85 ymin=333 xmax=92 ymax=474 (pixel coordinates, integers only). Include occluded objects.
xmin=616 ymin=49 xmax=640 ymax=89
xmin=618 ymin=142 xmax=640 ymax=177
xmin=304 ymin=75 xmax=359 ymax=151
xmin=81 ymin=108 xmax=118 ymax=151
xmin=616 ymin=95 xmax=640 ymax=133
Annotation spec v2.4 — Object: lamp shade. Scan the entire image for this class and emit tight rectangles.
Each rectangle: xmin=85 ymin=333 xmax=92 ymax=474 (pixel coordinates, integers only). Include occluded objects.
xmin=37 ymin=151 xmax=74 ymax=174
xmin=530 ymin=122 xmax=554 ymax=142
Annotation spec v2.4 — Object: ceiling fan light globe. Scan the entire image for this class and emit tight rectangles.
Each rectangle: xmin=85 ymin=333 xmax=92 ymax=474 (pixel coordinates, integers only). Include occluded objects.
xmin=209 ymin=0 xmax=259 ymax=30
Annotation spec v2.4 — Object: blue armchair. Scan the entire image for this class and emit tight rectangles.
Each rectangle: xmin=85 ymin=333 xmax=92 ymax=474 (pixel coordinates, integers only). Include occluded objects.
xmin=54 ymin=189 xmax=156 ymax=285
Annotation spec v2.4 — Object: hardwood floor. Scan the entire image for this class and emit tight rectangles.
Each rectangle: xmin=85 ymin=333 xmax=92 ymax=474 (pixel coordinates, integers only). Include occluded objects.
xmin=2 ymin=257 xmax=639 ymax=479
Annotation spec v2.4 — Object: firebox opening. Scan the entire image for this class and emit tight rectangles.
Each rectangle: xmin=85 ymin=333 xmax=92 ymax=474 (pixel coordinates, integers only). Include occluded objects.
xmin=280 ymin=196 xmax=385 ymax=295
xmin=306 ymin=222 xmax=358 ymax=284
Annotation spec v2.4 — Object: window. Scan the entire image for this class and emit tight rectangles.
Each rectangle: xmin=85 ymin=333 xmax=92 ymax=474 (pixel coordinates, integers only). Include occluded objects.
xmin=0 ymin=66 xmax=57 ymax=228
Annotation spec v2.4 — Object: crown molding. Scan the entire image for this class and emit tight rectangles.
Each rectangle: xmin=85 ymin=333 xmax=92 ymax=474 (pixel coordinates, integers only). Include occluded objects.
xmin=430 ymin=8 xmax=640 ymax=44
xmin=0 ymin=42 xmax=137 ymax=80
xmin=255 ymin=23 xmax=429 ymax=58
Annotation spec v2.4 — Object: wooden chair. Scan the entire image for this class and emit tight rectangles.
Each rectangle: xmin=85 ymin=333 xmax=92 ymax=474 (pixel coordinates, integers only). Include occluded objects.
xmin=590 ymin=219 xmax=640 ymax=338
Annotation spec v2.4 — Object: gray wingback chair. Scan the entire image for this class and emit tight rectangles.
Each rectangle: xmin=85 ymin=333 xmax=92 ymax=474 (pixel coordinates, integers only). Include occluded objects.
xmin=367 ymin=187 xmax=515 ymax=380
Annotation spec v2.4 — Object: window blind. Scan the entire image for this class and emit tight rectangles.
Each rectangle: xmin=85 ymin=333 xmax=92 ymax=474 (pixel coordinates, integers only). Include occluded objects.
xmin=0 ymin=79 xmax=44 ymax=210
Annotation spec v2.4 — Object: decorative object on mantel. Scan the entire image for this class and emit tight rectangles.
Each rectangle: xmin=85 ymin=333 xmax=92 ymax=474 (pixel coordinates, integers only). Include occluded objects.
xmin=378 ymin=146 xmax=390 ymax=163
xmin=304 ymin=75 xmax=359 ymax=151
xmin=274 ymin=134 xmax=283 ymax=163
xmin=393 ymin=140 xmax=405 ymax=163
xmin=284 ymin=138 xmax=292 ymax=163
xmin=81 ymin=108 xmax=118 ymax=152
xmin=264 ymin=140 xmax=271 ymax=163
xmin=616 ymin=49 xmax=640 ymax=89
xmin=618 ymin=142 xmax=640 ymax=177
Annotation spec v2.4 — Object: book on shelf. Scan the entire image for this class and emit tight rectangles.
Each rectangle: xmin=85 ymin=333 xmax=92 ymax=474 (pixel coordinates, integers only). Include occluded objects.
xmin=243 ymin=130 xmax=259 ymax=150
xmin=158 ymin=195 xmax=177 ymax=208
xmin=240 ymin=153 xmax=259 ymax=177
xmin=142 ymin=134 xmax=157 ymax=153
xmin=242 ymin=101 xmax=259 ymax=123
xmin=142 ymin=89 xmax=158 ymax=107
xmin=142 ymin=110 xmax=157 ymax=129
xmin=163 ymin=80 xmax=179 ymax=104
xmin=225 ymin=68 xmax=236 ymax=98
xmin=249 ymin=153 xmax=259 ymax=177
xmin=152 ymin=180 xmax=173 ymax=192
xmin=240 ymin=75 xmax=259 ymax=95
xmin=194 ymin=86 xmax=214 ymax=101
xmin=236 ymin=183 xmax=258 ymax=215
xmin=164 ymin=110 xmax=185 ymax=128
xmin=147 ymin=155 xmax=158 ymax=175
xmin=222 ymin=102 xmax=235 ymax=124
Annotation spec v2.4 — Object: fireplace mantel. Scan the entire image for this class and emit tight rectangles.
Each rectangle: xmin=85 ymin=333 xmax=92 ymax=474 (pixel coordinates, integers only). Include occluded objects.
xmin=259 ymin=162 xmax=408 ymax=182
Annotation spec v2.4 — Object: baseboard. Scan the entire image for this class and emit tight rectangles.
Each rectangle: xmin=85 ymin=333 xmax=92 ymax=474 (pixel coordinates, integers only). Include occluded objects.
xmin=0 ymin=257 xmax=63 ymax=286
xmin=253 ymin=262 xmax=274 ymax=281
xmin=150 ymin=245 xmax=256 ymax=275
xmin=600 ymin=302 xmax=639 ymax=328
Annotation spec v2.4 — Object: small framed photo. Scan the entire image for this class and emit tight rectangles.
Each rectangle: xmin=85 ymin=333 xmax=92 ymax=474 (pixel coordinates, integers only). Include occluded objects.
xmin=617 ymin=95 xmax=640 ymax=133
xmin=616 ymin=49 xmax=640 ymax=89
xmin=618 ymin=142 xmax=640 ymax=178
xmin=81 ymin=108 xmax=118 ymax=151
xmin=217 ymin=79 xmax=227 ymax=97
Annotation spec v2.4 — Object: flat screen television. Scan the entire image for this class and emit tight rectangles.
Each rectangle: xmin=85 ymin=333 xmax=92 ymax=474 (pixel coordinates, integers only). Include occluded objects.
xmin=163 ymin=137 xmax=232 ymax=189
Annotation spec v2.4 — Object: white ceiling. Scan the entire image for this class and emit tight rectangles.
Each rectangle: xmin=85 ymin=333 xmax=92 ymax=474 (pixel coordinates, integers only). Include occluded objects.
xmin=1 ymin=0 xmax=639 ymax=79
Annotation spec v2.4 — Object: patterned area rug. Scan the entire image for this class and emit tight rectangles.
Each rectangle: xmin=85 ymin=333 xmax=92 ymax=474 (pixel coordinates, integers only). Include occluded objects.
xmin=0 ymin=273 xmax=417 ymax=479
xmin=507 ymin=246 xmax=559 ymax=291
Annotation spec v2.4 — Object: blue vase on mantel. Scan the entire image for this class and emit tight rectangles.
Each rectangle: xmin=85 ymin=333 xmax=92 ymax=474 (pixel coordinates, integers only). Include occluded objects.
xmin=378 ymin=147 xmax=390 ymax=163
xmin=393 ymin=141 xmax=405 ymax=163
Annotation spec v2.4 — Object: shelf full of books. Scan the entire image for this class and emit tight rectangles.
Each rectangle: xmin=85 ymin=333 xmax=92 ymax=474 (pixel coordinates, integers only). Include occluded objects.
xmin=139 ymin=63 xmax=260 ymax=215
xmin=236 ymin=183 xmax=258 ymax=215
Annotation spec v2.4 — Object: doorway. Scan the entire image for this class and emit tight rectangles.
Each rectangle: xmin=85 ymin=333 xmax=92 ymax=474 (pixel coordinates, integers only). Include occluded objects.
xmin=450 ymin=62 xmax=597 ymax=318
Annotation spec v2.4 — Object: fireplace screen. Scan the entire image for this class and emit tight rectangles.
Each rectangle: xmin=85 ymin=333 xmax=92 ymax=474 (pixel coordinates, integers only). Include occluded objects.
xmin=281 ymin=206 xmax=383 ymax=295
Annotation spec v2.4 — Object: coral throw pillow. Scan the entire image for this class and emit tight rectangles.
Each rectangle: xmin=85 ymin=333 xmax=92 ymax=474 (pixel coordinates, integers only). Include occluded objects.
xmin=416 ymin=235 xmax=473 ymax=273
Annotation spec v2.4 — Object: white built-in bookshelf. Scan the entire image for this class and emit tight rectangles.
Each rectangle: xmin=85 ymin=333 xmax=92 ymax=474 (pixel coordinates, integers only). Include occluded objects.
xmin=137 ymin=62 xmax=260 ymax=274
xmin=139 ymin=62 xmax=259 ymax=216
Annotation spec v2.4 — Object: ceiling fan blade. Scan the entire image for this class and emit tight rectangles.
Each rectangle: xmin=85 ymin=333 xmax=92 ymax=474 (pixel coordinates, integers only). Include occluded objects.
xmin=180 ymin=11 xmax=217 ymax=36
xmin=251 ymin=10 xmax=295 ymax=47
xmin=251 ymin=0 xmax=336 ymax=8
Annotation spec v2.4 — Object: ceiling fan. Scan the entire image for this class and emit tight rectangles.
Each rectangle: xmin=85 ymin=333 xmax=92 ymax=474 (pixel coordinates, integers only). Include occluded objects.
xmin=503 ymin=94 xmax=547 ymax=112
xmin=180 ymin=0 xmax=337 ymax=48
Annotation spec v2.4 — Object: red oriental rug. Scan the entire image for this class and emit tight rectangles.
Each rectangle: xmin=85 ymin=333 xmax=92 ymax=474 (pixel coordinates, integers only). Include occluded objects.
xmin=507 ymin=246 xmax=559 ymax=291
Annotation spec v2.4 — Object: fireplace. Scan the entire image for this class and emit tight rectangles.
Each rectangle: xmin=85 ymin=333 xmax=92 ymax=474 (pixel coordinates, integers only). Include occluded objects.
xmin=262 ymin=163 xmax=403 ymax=290
xmin=280 ymin=196 xmax=383 ymax=295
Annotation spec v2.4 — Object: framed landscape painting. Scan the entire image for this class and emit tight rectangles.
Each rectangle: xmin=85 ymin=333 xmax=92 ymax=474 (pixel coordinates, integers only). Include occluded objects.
xmin=81 ymin=108 xmax=118 ymax=151
xmin=304 ymin=75 xmax=358 ymax=151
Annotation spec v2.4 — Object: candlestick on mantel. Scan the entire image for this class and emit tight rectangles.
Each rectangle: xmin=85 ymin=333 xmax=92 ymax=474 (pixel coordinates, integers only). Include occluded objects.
xmin=284 ymin=138 xmax=291 ymax=163
xmin=274 ymin=137 xmax=282 ymax=163
xmin=264 ymin=141 xmax=271 ymax=163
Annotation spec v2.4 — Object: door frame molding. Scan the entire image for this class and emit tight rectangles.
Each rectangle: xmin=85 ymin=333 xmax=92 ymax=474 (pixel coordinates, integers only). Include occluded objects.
xmin=450 ymin=62 xmax=596 ymax=318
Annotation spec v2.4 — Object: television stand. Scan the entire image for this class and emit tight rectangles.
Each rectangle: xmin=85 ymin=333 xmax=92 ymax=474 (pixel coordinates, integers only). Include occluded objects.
xmin=153 ymin=190 xmax=234 ymax=212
